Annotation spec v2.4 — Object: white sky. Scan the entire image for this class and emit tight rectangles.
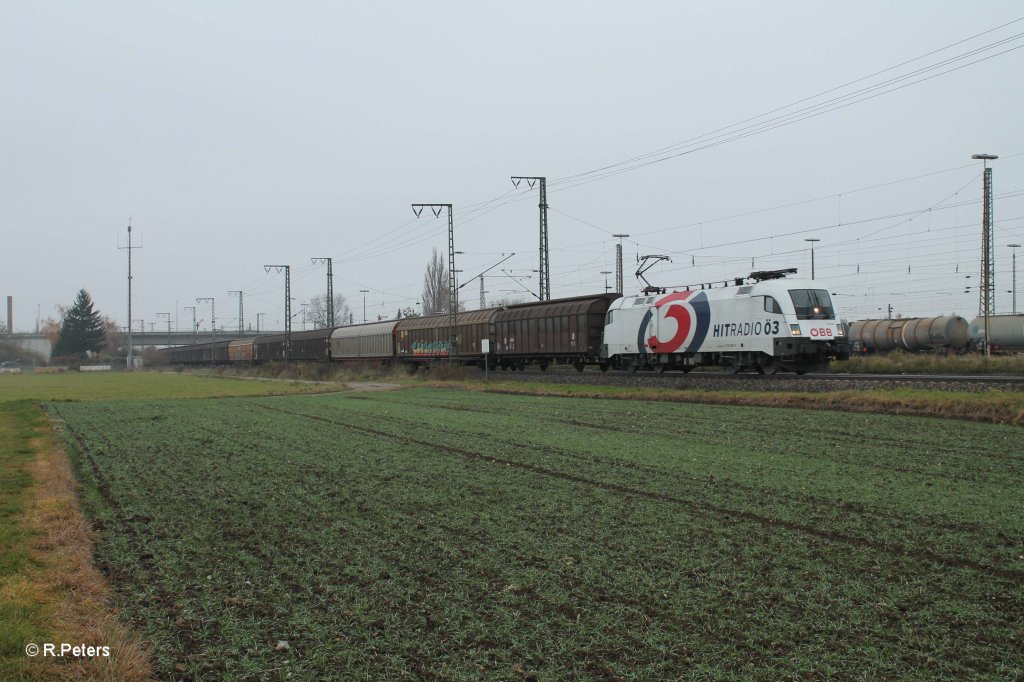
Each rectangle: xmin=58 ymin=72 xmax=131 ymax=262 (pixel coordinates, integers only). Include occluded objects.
xmin=3 ymin=1 xmax=1023 ymax=332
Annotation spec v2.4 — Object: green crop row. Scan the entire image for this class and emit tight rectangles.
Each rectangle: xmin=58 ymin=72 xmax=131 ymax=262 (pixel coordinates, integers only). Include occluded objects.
xmin=50 ymin=389 xmax=1024 ymax=680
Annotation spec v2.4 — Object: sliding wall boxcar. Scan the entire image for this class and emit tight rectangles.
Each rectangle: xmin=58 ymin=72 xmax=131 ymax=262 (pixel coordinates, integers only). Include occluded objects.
xmin=330 ymin=320 xmax=398 ymax=361
xmin=494 ymin=294 xmax=621 ymax=364
xmin=227 ymin=338 xmax=257 ymax=363
xmin=395 ymin=309 xmax=498 ymax=364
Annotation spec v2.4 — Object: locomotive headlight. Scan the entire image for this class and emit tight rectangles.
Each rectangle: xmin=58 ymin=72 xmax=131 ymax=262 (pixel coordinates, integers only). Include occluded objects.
xmin=789 ymin=324 xmax=802 ymax=336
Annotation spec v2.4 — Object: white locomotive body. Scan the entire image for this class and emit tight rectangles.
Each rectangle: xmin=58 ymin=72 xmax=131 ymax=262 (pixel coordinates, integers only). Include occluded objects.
xmin=601 ymin=275 xmax=843 ymax=374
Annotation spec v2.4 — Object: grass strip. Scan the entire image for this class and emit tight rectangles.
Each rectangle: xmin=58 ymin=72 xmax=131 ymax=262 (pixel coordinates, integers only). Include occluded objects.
xmin=0 ymin=399 xmax=152 ymax=680
xmin=0 ymin=401 xmax=46 ymax=679
xmin=0 ymin=371 xmax=341 ymax=403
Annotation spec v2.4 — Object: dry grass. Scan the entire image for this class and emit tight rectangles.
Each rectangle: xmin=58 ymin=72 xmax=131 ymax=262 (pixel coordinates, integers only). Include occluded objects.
xmin=12 ymin=423 xmax=152 ymax=681
xmin=428 ymin=381 xmax=1024 ymax=426
xmin=834 ymin=351 xmax=1024 ymax=375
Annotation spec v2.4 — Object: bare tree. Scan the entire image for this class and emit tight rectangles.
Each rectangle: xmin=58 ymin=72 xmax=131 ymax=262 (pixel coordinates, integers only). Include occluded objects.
xmin=421 ymin=248 xmax=450 ymax=315
xmin=307 ymin=292 xmax=352 ymax=328
xmin=489 ymin=295 xmax=526 ymax=308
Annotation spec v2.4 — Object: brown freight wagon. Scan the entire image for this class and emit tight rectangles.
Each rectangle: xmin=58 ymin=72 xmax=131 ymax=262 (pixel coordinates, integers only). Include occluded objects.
xmin=255 ymin=328 xmax=333 ymax=362
xmin=164 ymin=339 xmax=232 ymax=365
xmin=493 ymin=293 xmax=621 ymax=371
xmin=394 ymin=309 xmax=498 ymax=367
xmin=227 ymin=338 xmax=257 ymax=363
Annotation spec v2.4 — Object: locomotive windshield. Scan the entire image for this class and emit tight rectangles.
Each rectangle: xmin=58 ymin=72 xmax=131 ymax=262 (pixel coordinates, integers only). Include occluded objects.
xmin=788 ymin=289 xmax=835 ymax=319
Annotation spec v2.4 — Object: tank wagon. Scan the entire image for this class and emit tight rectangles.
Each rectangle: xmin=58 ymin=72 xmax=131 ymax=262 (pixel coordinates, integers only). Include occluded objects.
xmin=968 ymin=314 xmax=1024 ymax=352
xmin=602 ymin=273 xmax=842 ymax=374
xmin=848 ymin=316 xmax=969 ymax=353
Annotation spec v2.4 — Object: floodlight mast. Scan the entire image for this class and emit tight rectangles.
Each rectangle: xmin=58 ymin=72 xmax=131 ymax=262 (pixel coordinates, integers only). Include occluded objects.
xmin=612 ymin=234 xmax=629 ymax=294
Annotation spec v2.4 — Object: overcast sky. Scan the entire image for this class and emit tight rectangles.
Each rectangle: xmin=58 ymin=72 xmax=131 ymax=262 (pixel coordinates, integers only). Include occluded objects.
xmin=3 ymin=1 xmax=1023 ymax=333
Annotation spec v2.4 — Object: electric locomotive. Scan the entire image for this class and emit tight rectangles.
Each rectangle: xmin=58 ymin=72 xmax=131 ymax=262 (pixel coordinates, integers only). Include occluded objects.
xmin=601 ymin=269 xmax=843 ymax=374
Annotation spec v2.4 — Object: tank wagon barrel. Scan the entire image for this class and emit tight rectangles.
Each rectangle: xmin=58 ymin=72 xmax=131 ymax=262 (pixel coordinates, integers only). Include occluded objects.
xmin=849 ymin=316 xmax=969 ymax=353
xmin=969 ymin=314 xmax=1024 ymax=351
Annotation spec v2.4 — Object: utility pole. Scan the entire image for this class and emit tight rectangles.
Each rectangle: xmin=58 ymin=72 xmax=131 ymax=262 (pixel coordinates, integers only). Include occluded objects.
xmin=511 ymin=176 xmax=549 ymax=300
xmin=264 ymin=266 xmax=291 ymax=360
xmin=196 ymin=297 xmax=215 ymax=343
xmin=228 ymin=291 xmax=243 ymax=333
xmin=805 ymin=238 xmax=821 ymax=280
xmin=973 ymin=153 xmax=998 ymax=356
xmin=256 ymin=312 xmax=266 ymax=334
xmin=300 ymin=302 xmax=309 ymax=331
xmin=311 ymin=258 xmax=335 ymax=327
xmin=1009 ymin=243 xmax=1020 ymax=315
xmin=359 ymin=290 xmax=369 ymax=324
xmin=601 ymin=271 xmax=613 ymax=293
xmin=480 ymin=277 xmax=487 ymax=309
xmin=612 ymin=234 xmax=629 ymax=294
xmin=119 ymin=219 xmax=142 ymax=370
xmin=184 ymin=306 xmax=196 ymax=343
xmin=412 ymin=203 xmax=457 ymax=362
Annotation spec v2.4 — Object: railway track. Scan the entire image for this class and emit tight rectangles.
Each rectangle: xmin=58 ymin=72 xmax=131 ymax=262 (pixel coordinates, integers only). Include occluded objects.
xmin=485 ymin=368 xmax=1024 ymax=393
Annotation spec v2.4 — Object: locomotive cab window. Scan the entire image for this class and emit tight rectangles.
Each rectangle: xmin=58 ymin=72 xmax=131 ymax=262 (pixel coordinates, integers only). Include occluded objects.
xmin=606 ymin=310 xmax=614 ymax=325
xmin=788 ymin=289 xmax=835 ymax=319
xmin=763 ymin=296 xmax=782 ymax=314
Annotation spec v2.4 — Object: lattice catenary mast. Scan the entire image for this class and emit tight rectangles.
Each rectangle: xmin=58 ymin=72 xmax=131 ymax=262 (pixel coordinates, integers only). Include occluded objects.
xmin=511 ymin=177 xmax=549 ymax=300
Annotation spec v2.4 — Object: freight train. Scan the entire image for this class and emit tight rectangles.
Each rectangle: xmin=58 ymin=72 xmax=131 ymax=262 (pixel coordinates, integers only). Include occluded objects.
xmin=162 ymin=269 xmax=844 ymax=374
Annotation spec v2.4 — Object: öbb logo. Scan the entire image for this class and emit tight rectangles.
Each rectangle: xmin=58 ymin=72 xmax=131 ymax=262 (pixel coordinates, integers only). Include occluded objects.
xmin=809 ymin=327 xmax=833 ymax=338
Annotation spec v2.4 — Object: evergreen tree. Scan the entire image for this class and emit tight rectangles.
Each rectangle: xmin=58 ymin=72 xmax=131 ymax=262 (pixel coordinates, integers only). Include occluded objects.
xmin=52 ymin=289 xmax=107 ymax=357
